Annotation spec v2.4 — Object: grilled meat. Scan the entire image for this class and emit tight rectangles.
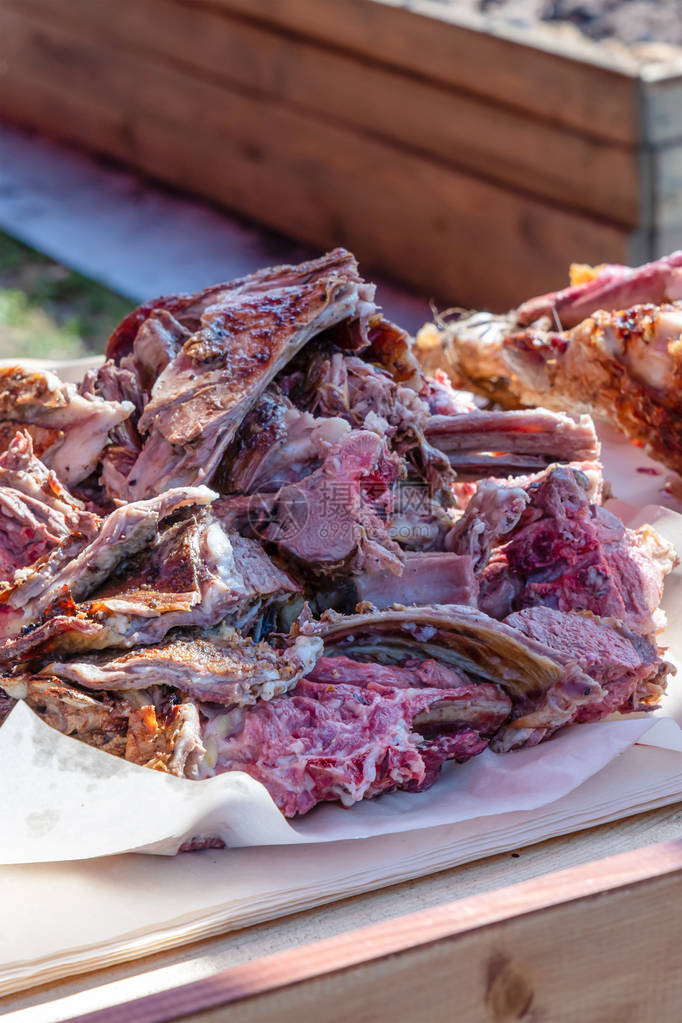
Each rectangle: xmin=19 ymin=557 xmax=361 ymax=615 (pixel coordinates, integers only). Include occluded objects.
xmin=505 ymin=607 xmax=669 ymax=723
xmin=41 ymin=631 xmax=322 ymax=705
xmin=354 ymin=551 xmax=478 ymax=609
xmin=416 ymin=252 xmax=682 ymax=474
xmin=424 ymin=408 xmax=599 ymax=478
xmin=116 ymin=250 xmax=374 ymax=499
xmin=0 ymin=247 xmax=675 ymax=820
xmin=0 ymin=431 xmax=101 ymax=581
xmin=198 ymin=676 xmax=509 ymax=816
xmin=516 ymin=250 xmax=682 ymax=328
xmin=0 ymin=486 xmax=216 ymax=643
xmin=125 ymin=701 xmax=205 ymax=778
xmin=0 ymin=365 xmax=134 ymax=485
xmin=264 ymin=429 xmax=403 ymax=577
xmin=477 ymin=464 xmax=677 ymax=633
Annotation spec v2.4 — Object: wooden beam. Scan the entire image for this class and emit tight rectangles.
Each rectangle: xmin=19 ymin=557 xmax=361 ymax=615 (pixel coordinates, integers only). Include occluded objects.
xmin=66 ymin=838 xmax=682 ymax=1022
xmin=0 ymin=5 xmax=634 ymax=309
xmin=13 ymin=0 xmax=643 ymax=223
xmin=198 ymin=0 xmax=642 ymax=144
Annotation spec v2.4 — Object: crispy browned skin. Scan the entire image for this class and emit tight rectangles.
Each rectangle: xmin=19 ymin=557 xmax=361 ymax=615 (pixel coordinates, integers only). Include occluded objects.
xmin=23 ymin=677 xmax=129 ymax=757
xmin=125 ymin=702 xmax=204 ymax=777
xmin=119 ymin=249 xmax=369 ymax=498
xmin=417 ymin=295 xmax=682 ymax=474
xmin=502 ymin=305 xmax=682 ymax=473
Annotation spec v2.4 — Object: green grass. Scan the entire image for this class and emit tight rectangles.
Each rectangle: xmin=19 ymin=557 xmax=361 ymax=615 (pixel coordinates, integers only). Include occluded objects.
xmin=0 ymin=233 xmax=133 ymax=361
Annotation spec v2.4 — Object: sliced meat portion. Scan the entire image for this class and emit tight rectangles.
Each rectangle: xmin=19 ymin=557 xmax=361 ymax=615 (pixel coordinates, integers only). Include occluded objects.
xmin=88 ymin=507 xmax=242 ymax=628
xmin=505 ymin=607 xmax=669 ymax=722
xmin=0 ymin=486 xmax=215 ymax=641
xmin=43 ymin=632 xmax=322 ymax=705
xmin=124 ymin=250 xmax=374 ymax=498
xmin=286 ymin=347 xmax=456 ymax=507
xmin=0 ymin=366 xmax=134 ymax=485
xmin=502 ymin=304 xmax=682 ymax=473
xmin=121 ymin=308 xmax=190 ymax=392
xmin=387 ymin=482 xmax=454 ymax=552
xmin=415 ymin=254 xmax=682 ymax=475
xmin=306 ymin=655 xmax=512 ymax=735
xmin=309 ymin=604 xmax=601 ymax=710
xmin=300 ymin=351 xmax=427 ymax=431
xmin=106 ymin=249 xmax=374 ymax=363
xmin=305 ymin=602 xmax=669 ymax=748
xmin=424 ymin=408 xmax=599 ymax=477
xmin=265 ymin=430 xmax=403 ymax=577
xmin=4 ymin=671 xmax=205 ymax=778
xmin=80 ymin=514 xmax=298 ymax=649
xmin=478 ymin=464 xmax=678 ymax=632
xmin=17 ymin=676 xmax=130 ymax=757
xmin=0 ymin=431 xmax=101 ymax=581
xmin=80 ymin=360 xmax=146 ymax=503
xmin=199 ymin=677 xmax=508 ymax=816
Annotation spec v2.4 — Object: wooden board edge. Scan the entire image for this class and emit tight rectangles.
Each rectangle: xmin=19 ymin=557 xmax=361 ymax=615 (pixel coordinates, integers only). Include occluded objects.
xmin=7 ymin=0 xmax=644 ymax=223
xmin=65 ymin=836 xmax=682 ymax=1022
xmin=172 ymin=0 xmax=642 ymax=143
xmin=211 ymin=0 xmax=641 ymax=74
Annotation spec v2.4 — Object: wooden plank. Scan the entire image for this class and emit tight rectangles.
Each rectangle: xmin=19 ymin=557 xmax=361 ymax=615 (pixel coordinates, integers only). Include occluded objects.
xmin=0 ymin=6 xmax=635 ymax=310
xmin=13 ymin=0 xmax=643 ymax=223
xmin=199 ymin=0 xmax=642 ymax=144
xmin=64 ymin=838 xmax=682 ymax=1022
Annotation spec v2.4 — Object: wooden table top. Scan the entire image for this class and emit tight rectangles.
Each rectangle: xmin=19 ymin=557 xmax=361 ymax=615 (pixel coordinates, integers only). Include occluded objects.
xmin=4 ymin=799 xmax=681 ymax=1021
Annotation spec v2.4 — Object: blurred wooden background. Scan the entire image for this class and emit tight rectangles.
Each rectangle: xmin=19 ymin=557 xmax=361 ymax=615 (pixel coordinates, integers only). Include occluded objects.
xmin=2 ymin=0 xmax=682 ymax=308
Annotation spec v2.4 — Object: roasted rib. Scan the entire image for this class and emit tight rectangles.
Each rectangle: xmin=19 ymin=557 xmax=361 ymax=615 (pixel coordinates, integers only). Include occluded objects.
xmin=113 ymin=250 xmax=376 ymax=499
xmin=415 ymin=252 xmax=682 ymax=473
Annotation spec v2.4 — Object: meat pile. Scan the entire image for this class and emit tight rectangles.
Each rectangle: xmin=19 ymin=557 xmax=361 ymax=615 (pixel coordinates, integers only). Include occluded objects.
xmin=0 ymin=249 xmax=676 ymax=819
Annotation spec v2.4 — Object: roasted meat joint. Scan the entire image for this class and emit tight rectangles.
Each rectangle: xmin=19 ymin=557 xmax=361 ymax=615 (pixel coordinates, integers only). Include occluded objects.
xmin=0 ymin=249 xmax=677 ymax=817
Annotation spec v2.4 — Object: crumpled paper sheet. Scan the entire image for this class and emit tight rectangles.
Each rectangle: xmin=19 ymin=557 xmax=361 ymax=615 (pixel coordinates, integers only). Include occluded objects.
xmin=0 ymin=702 xmax=663 ymax=862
